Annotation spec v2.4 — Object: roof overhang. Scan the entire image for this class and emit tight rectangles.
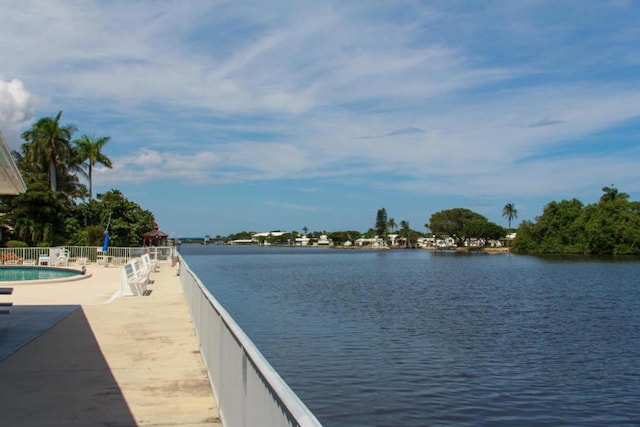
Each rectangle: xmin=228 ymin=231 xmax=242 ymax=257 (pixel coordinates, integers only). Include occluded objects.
xmin=0 ymin=130 xmax=27 ymax=195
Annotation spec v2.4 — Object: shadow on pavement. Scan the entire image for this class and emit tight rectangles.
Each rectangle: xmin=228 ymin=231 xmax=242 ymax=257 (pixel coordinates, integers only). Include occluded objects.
xmin=0 ymin=307 xmax=136 ymax=426
xmin=0 ymin=304 xmax=79 ymax=361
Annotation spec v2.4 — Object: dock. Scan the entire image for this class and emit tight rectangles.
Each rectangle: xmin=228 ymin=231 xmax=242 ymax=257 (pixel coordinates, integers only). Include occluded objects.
xmin=0 ymin=260 xmax=221 ymax=426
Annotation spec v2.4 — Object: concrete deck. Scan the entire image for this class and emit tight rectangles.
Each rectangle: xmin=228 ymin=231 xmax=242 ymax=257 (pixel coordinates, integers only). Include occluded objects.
xmin=0 ymin=261 xmax=222 ymax=426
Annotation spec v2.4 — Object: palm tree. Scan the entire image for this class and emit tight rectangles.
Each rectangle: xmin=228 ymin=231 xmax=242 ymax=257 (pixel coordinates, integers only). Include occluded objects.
xmin=600 ymin=185 xmax=629 ymax=203
xmin=74 ymin=134 xmax=113 ymax=199
xmin=388 ymin=218 xmax=397 ymax=233
xmin=502 ymin=203 xmax=518 ymax=231
xmin=20 ymin=111 xmax=76 ymax=192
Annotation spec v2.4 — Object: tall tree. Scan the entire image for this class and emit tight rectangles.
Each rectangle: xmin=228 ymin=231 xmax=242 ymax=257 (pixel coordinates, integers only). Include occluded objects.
xmin=74 ymin=134 xmax=113 ymax=199
xmin=502 ymin=203 xmax=518 ymax=231
xmin=428 ymin=208 xmax=488 ymax=247
xmin=375 ymin=208 xmax=388 ymax=237
xmin=95 ymin=189 xmax=155 ymax=246
xmin=20 ymin=111 xmax=76 ymax=192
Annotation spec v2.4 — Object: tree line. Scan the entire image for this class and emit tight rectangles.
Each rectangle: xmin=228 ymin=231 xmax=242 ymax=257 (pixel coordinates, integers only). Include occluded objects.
xmin=364 ymin=189 xmax=640 ymax=255
xmin=512 ymin=186 xmax=640 ymax=255
xmin=1 ymin=111 xmax=155 ymax=247
xmin=221 ymin=206 xmax=512 ymax=248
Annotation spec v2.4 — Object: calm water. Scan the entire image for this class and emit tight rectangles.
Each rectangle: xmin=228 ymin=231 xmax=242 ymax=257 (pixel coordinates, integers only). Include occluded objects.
xmin=0 ymin=266 xmax=81 ymax=281
xmin=181 ymin=245 xmax=640 ymax=426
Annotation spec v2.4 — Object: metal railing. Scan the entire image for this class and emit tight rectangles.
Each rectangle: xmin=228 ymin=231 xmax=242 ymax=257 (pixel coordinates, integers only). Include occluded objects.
xmin=0 ymin=246 xmax=175 ymax=266
xmin=179 ymin=253 xmax=322 ymax=427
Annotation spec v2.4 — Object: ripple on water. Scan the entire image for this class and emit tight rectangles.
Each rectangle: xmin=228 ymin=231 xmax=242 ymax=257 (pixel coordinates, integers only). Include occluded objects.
xmin=183 ymin=246 xmax=640 ymax=427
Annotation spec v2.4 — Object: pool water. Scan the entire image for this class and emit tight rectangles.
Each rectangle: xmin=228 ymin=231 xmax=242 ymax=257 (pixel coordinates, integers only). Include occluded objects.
xmin=0 ymin=266 xmax=83 ymax=282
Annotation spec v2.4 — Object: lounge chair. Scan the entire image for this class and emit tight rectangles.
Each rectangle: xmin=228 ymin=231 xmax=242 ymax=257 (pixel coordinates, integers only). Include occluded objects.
xmin=132 ymin=258 xmax=154 ymax=283
xmin=122 ymin=261 xmax=149 ymax=296
xmin=141 ymin=253 xmax=158 ymax=273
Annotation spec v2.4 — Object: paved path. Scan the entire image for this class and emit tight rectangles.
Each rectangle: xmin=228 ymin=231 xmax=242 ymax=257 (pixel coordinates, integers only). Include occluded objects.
xmin=0 ymin=261 xmax=222 ymax=426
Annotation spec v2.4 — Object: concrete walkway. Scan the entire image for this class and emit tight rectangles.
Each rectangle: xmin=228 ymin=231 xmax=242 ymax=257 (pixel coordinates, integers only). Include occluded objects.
xmin=0 ymin=261 xmax=222 ymax=426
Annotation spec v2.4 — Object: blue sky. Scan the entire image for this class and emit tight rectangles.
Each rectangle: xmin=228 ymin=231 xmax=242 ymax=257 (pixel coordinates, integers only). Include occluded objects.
xmin=1 ymin=1 xmax=639 ymax=237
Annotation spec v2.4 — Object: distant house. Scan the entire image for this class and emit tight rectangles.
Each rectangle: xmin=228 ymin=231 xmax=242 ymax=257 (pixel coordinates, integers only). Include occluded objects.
xmin=417 ymin=237 xmax=434 ymax=248
xmin=499 ymin=232 xmax=517 ymax=248
xmin=316 ymin=235 xmax=331 ymax=245
xmin=228 ymin=239 xmax=253 ymax=245
xmin=417 ymin=236 xmax=457 ymax=248
xmin=251 ymin=231 xmax=287 ymax=245
xmin=355 ymin=236 xmax=387 ymax=248
xmin=295 ymin=235 xmax=310 ymax=246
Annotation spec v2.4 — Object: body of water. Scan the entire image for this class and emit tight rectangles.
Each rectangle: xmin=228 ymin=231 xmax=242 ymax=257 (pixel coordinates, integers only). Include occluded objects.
xmin=181 ymin=245 xmax=640 ymax=426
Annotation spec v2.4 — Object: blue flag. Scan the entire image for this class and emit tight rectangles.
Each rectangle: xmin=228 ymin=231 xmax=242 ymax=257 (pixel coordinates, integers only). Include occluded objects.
xmin=102 ymin=231 xmax=110 ymax=252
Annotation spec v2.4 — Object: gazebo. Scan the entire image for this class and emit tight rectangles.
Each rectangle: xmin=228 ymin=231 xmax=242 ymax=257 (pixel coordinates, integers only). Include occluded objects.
xmin=142 ymin=224 xmax=169 ymax=246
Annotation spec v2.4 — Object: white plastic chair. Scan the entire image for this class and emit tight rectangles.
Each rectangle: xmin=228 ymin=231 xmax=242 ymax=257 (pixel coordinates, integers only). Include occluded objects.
xmin=57 ymin=249 xmax=70 ymax=267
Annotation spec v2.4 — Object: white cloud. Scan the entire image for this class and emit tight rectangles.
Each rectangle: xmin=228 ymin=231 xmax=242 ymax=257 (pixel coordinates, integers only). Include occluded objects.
xmin=97 ymin=149 xmax=224 ymax=185
xmin=0 ymin=77 xmax=34 ymax=129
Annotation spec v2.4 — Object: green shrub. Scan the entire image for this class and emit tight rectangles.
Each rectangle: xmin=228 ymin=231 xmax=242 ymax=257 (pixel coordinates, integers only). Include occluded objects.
xmin=6 ymin=240 xmax=28 ymax=248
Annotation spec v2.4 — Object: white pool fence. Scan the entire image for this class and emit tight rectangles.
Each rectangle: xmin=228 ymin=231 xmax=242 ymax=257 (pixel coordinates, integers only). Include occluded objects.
xmin=0 ymin=245 xmax=174 ymax=267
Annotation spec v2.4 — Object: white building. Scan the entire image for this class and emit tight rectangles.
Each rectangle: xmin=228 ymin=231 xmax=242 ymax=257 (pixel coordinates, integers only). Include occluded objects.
xmin=355 ymin=237 xmax=387 ymax=248
xmin=316 ymin=235 xmax=331 ymax=245
xmin=294 ymin=235 xmax=310 ymax=246
xmin=251 ymin=231 xmax=287 ymax=245
xmin=0 ymin=130 xmax=26 ymax=195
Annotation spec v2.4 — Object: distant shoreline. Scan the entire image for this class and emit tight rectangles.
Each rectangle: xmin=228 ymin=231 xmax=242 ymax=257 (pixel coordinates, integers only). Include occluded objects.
xmin=181 ymin=241 xmax=512 ymax=253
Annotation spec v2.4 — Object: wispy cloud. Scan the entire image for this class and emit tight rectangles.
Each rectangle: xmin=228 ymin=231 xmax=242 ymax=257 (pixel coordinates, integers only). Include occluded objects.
xmin=358 ymin=127 xmax=426 ymax=139
xmin=527 ymin=119 xmax=564 ymax=128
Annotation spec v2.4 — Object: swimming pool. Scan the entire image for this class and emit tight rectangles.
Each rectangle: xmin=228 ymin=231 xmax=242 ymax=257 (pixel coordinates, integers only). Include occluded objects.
xmin=0 ymin=266 xmax=85 ymax=282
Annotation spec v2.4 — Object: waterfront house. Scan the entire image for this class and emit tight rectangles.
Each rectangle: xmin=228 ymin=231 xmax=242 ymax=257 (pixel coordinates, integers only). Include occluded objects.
xmin=316 ymin=234 xmax=331 ymax=245
xmin=251 ymin=231 xmax=287 ymax=245
xmin=294 ymin=235 xmax=310 ymax=246
xmin=355 ymin=237 xmax=387 ymax=248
